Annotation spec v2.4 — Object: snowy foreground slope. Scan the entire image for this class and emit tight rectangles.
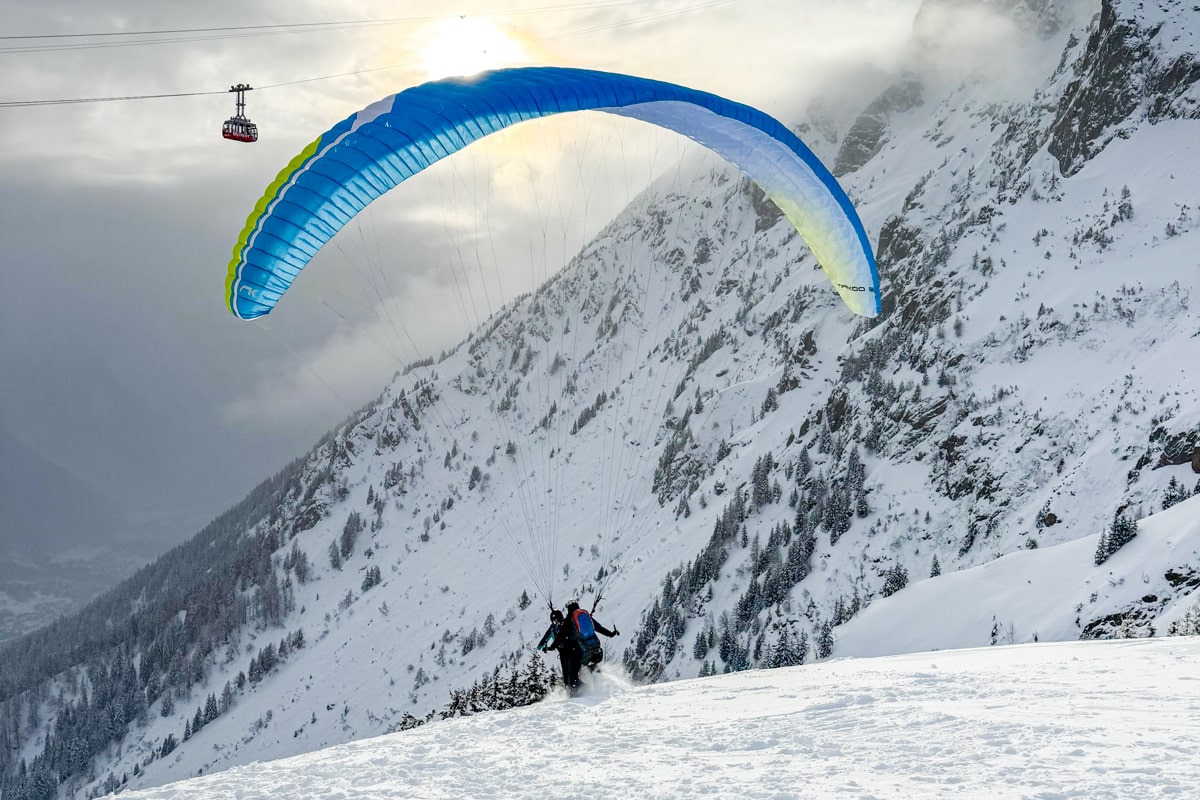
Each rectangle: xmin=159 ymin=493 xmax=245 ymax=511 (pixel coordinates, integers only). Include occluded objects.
xmin=75 ymin=496 xmax=1199 ymax=799
xmin=120 ymin=637 xmax=1200 ymax=800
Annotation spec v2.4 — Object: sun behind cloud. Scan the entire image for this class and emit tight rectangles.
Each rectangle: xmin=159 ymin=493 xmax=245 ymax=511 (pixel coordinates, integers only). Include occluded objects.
xmin=416 ymin=17 xmax=530 ymax=80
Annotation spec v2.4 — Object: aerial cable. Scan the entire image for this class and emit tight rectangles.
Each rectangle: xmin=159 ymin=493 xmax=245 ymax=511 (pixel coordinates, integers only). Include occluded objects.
xmin=0 ymin=89 xmax=224 ymax=107
xmin=2 ymin=29 xmax=376 ymax=55
xmin=0 ymin=0 xmax=734 ymax=107
xmin=0 ymin=0 xmax=650 ymax=45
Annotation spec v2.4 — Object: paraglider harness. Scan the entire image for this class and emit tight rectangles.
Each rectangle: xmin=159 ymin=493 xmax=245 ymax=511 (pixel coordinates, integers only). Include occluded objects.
xmin=571 ymin=608 xmax=604 ymax=667
xmin=535 ymin=610 xmax=563 ymax=652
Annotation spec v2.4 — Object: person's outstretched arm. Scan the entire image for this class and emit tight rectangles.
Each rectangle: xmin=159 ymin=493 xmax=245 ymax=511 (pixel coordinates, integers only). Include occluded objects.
xmin=593 ymin=620 xmax=619 ymax=637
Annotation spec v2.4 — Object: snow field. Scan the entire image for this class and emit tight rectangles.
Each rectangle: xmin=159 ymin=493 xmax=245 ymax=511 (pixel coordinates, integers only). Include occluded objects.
xmin=118 ymin=638 xmax=1200 ymax=800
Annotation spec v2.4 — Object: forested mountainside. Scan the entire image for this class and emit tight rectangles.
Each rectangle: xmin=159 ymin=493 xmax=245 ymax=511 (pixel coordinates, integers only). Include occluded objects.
xmin=1 ymin=1 xmax=1197 ymax=798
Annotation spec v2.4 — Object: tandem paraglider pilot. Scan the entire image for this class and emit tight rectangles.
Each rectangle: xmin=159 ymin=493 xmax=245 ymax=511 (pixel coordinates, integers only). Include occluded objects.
xmin=537 ymin=601 xmax=619 ymax=691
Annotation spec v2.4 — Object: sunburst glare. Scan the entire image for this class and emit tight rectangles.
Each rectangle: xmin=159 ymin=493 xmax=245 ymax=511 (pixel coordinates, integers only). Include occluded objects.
xmin=417 ymin=17 xmax=529 ymax=80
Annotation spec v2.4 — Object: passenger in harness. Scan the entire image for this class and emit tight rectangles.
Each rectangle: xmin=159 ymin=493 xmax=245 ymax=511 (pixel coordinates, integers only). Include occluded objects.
xmin=536 ymin=609 xmax=577 ymax=688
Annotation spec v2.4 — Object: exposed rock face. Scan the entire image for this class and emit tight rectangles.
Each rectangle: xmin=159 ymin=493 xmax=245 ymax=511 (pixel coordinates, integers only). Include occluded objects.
xmin=834 ymin=0 xmax=1077 ymax=177
xmin=833 ymin=79 xmax=923 ymax=176
xmin=744 ymin=180 xmax=784 ymax=233
xmin=1049 ymin=0 xmax=1200 ymax=175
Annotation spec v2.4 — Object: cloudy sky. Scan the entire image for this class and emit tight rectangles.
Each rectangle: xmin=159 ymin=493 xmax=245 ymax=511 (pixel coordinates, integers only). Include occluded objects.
xmin=0 ymin=0 xmax=923 ymax=560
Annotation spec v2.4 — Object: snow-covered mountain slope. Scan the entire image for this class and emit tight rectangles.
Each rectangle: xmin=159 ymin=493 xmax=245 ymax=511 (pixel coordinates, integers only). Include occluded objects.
xmin=121 ymin=637 xmax=1200 ymax=800
xmin=835 ymin=493 xmax=1200 ymax=656
xmin=2 ymin=1 xmax=1198 ymax=798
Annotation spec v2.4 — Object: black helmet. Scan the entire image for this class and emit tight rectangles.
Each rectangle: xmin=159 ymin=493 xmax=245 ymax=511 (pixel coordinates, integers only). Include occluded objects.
xmin=565 ymin=600 xmax=580 ymax=613
xmin=550 ymin=609 xmax=564 ymax=623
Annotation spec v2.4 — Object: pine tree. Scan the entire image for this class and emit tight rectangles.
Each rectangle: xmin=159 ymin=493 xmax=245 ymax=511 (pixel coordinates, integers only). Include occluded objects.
xmin=796 ymin=449 xmax=812 ymax=481
xmin=770 ymin=626 xmax=792 ymax=668
xmin=1167 ymin=602 xmax=1200 ymax=636
xmin=692 ymin=630 xmax=710 ymax=660
xmin=286 ymin=543 xmax=311 ymax=583
xmin=751 ymin=452 xmax=775 ymax=507
xmin=816 ymin=619 xmax=835 ymax=659
xmin=675 ymin=494 xmax=691 ymax=518
xmin=361 ymin=565 xmax=382 ymax=592
xmin=340 ymin=512 xmax=363 ymax=559
xmin=204 ymin=693 xmax=219 ymax=724
xmin=882 ymin=563 xmax=909 ymax=597
xmin=258 ymin=643 xmax=277 ymax=674
xmin=1162 ymin=477 xmax=1191 ymax=511
xmin=794 ymin=630 xmax=809 ymax=665
xmin=1097 ymin=508 xmax=1139 ymax=564
xmin=930 ymin=555 xmax=942 ymax=577
xmin=329 ymin=538 xmax=342 ymax=570
xmin=248 ymin=654 xmax=262 ymax=684
xmin=1094 ymin=531 xmax=1110 ymax=566
xmin=770 ymin=624 xmax=808 ymax=668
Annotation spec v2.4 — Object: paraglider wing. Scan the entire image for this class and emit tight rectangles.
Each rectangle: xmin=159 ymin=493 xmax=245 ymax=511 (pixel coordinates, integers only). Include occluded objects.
xmin=225 ymin=67 xmax=879 ymax=320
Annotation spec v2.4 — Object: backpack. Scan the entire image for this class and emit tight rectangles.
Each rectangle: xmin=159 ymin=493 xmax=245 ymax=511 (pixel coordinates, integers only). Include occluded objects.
xmin=572 ymin=609 xmax=603 ymax=658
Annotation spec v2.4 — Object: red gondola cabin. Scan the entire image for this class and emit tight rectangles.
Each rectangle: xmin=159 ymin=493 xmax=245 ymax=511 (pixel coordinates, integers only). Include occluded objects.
xmin=222 ymin=83 xmax=258 ymax=143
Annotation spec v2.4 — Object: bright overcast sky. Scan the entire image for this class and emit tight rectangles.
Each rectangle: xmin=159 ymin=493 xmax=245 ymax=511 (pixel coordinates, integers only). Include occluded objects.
xmin=0 ymin=0 xmax=923 ymax=556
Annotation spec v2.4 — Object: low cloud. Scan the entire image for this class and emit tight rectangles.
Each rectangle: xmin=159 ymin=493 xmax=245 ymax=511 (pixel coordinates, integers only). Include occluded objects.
xmin=3 ymin=0 xmax=925 ymax=546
